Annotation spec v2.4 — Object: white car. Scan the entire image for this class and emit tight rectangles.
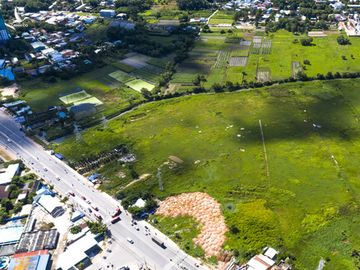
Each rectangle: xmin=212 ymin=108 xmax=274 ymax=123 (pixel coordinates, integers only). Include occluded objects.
xmin=127 ymin=237 xmax=134 ymax=244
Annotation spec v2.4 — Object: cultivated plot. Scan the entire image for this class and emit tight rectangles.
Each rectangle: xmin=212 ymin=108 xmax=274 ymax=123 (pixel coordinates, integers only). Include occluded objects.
xmin=229 ymin=56 xmax=248 ymax=67
xmin=214 ymin=50 xmax=231 ymax=69
xmin=120 ymin=53 xmax=151 ymax=69
xmin=257 ymin=67 xmax=271 ymax=82
xmin=109 ymin=70 xmax=134 ymax=83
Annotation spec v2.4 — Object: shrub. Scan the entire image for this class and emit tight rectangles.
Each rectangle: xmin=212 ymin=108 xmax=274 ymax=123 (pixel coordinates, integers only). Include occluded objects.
xmin=70 ymin=225 xmax=82 ymax=234
xmin=300 ymin=37 xmax=313 ymax=46
xmin=337 ymin=35 xmax=351 ymax=45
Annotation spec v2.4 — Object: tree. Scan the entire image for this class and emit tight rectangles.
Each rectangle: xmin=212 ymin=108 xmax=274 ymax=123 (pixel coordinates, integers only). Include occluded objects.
xmin=212 ymin=83 xmax=224 ymax=92
xmin=176 ymin=0 xmax=211 ymax=10
xmin=300 ymin=37 xmax=313 ymax=46
xmin=193 ymin=74 xmax=207 ymax=86
xmin=337 ymin=35 xmax=351 ymax=45
xmin=70 ymin=225 xmax=82 ymax=234
xmin=140 ymin=88 xmax=152 ymax=100
xmin=1 ymin=198 xmax=13 ymax=212
xmin=0 ymin=208 xmax=9 ymax=223
xmin=87 ymin=221 xmax=107 ymax=236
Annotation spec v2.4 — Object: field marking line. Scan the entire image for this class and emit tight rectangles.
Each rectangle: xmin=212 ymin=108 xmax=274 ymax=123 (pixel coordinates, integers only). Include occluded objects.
xmin=259 ymin=119 xmax=270 ymax=178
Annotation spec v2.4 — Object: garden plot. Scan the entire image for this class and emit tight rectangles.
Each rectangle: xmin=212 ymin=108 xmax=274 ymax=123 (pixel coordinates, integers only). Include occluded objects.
xmin=109 ymin=70 xmax=134 ymax=83
xmin=257 ymin=68 xmax=271 ymax=82
xmin=214 ymin=50 xmax=231 ymax=69
xmin=130 ymin=65 xmax=164 ymax=84
xmin=261 ymin=39 xmax=272 ymax=54
xmin=239 ymin=40 xmax=251 ymax=50
xmin=251 ymin=36 xmax=262 ymax=54
xmin=120 ymin=53 xmax=151 ymax=69
xmin=125 ymin=79 xmax=155 ymax=92
xmin=229 ymin=56 xmax=248 ymax=67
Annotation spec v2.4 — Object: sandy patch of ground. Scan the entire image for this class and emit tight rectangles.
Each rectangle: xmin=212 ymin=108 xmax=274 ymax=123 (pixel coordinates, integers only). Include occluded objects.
xmin=156 ymin=192 xmax=227 ymax=258
xmin=0 ymin=83 xmax=19 ymax=98
xmin=0 ymin=146 xmax=16 ymax=161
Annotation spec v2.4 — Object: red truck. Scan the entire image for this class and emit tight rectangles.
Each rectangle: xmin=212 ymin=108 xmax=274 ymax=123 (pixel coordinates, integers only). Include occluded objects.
xmin=111 ymin=207 xmax=122 ymax=218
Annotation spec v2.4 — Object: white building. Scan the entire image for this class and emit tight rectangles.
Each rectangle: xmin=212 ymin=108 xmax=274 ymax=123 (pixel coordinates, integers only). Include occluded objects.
xmin=0 ymin=163 xmax=20 ymax=186
xmin=37 ymin=195 xmax=64 ymax=217
xmin=56 ymin=233 xmax=100 ymax=270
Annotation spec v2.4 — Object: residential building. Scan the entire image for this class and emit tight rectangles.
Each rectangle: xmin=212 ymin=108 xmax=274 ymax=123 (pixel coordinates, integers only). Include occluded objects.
xmin=8 ymin=250 xmax=50 ymax=270
xmin=100 ymin=9 xmax=116 ymax=18
xmin=0 ymin=163 xmax=21 ymax=186
xmin=0 ymin=13 xmax=10 ymax=43
xmin=37 ymin=195 xmax=64 ymax=217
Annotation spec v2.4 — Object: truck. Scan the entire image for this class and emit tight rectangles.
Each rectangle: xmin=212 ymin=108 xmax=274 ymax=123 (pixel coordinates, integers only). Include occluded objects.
xmin=151 ymin=236 xmax=166 ymax=248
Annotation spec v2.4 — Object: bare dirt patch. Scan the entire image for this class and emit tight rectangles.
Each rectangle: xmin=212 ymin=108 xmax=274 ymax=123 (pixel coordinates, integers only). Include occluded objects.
xmin=156 ymin=192 xmax=228 ymax=258
xmin=0 ymin=146 xmax=16 ymax=161
xmin=0 ymin=83 xmax=19 ymax=98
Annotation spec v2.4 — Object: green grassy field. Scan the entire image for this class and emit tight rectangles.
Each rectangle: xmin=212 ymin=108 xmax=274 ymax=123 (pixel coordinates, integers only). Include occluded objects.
xmin=56 ymin=78 xmax=360 ymax=269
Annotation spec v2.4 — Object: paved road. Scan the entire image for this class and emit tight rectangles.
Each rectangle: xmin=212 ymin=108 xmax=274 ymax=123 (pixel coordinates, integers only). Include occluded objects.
xmin=0 ymin=110 xmax=208 ymax=270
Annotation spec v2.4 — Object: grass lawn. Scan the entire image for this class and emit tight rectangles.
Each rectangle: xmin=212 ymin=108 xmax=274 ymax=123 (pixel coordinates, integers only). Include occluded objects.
xmin=56 ymin=78 xmax=360 ymax=269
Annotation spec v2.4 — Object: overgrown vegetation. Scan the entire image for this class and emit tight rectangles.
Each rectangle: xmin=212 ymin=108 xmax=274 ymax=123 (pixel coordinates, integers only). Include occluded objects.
xmin=57 ymin=78 xmax=360 ymax=268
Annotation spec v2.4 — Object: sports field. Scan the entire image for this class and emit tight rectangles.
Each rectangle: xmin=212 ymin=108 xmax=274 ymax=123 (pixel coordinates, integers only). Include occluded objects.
xmin=56 ymin=78 xmax=360 ymax=269
xmin=126 ymin=79 xmax=155 ymax=92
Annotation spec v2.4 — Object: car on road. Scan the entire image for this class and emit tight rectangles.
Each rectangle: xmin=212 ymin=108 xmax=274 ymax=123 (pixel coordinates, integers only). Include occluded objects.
xmin=68 ymin=191 xmax=75 ymax=196
xmin=88 ymin=208 xmax=92 ymax=213
xmin=126 ymin=237 xmax=134 ymax=244
xmin=111 ymin=216 xmax=120 ymax=224
xmin=43 ymin=168 xmax=48 ymax=172
xmin=81 ymin=196 xmax=86 ymax=201
xmin=112 ymin=207 xmax=121 ymax=218
xmin=91 ymin=205 xmax=99 ymax=211
xmin=95 ymin=213 xmax=103 ymax=220
xmin=134 ymin=226 xmax=140 ymax=231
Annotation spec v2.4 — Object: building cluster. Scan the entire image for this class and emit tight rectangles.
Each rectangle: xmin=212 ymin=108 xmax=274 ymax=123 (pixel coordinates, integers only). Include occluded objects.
xmin=228 ymin=247 xmax=292 ymax=270
xmin=19 ymin=10 xmax=95 ymax=27
xmin=0 ymin=161 xmax=104 ymax=270
xmin=224 ymin=0 xmax=272 ymax=11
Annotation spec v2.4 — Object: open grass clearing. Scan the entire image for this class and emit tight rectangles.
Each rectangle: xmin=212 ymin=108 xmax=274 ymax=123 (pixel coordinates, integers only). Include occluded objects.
xmin=56 ymin=79 xmax=360 ymax=269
